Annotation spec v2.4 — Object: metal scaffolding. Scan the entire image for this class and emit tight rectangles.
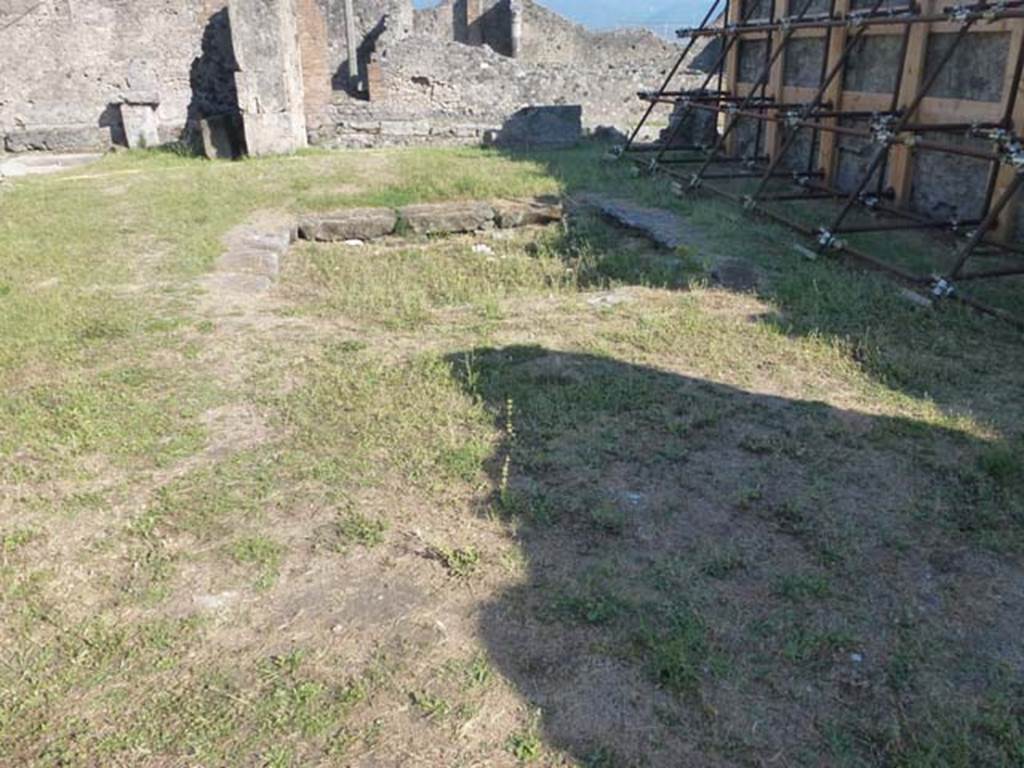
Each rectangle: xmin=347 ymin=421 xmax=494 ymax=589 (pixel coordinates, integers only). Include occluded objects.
xmin=618 ymin=0 xmax=1024 ymax=326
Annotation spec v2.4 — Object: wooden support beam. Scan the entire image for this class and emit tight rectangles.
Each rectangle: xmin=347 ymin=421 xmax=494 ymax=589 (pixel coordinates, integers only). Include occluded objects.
xmin=887 ymin=1 xmax=933 ymax=207
xmin=722 ymin=0 xmax=744 ymax=155
xmin=818 ymin=0 xmax=849 ymax=184
xmin=762 ymin=0 xmax=790 ymax=161
xmin=992 ymin=25 xmax=1024 ymax=241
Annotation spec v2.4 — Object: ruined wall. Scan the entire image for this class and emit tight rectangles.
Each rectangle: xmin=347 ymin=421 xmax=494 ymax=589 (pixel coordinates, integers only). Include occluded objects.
xmin=0 ymin=0 xmax=339 ymax=153
xmin=317 ymin=0 xmax=689 ymax=147
xmin=1 ymin=0 xmax=689 ymax=155
xmin=0 ymin=0 xmax=234 ymax=151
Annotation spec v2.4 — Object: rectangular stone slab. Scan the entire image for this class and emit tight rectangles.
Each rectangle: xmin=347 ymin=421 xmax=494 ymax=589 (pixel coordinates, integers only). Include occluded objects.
xmin=397 ymin=202 xmax=495 ymax=235
xmin=493 ymin=197 xmax=563 ymax=229
xmin=120 ymin=104 xmax=160 ymax=149
xmin=298 ymin=208 xmax=398 ymax=241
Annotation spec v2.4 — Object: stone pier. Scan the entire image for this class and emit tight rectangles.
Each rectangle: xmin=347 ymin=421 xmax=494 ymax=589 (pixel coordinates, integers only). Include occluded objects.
xmin=229 ymin=0 xmax=308 ymax=156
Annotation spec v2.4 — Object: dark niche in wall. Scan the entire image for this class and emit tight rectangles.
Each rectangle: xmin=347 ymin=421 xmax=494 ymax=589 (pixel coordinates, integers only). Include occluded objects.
xmin=186 ymin=7 xmax=243 ymax=149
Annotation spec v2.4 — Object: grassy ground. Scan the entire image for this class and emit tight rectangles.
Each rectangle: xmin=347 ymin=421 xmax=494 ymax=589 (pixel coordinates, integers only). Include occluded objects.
xmin=1 ymin=144 xmax=1022 ymax=767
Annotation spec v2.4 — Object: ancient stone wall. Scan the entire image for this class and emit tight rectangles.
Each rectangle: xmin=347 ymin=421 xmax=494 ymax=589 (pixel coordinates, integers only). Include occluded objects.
xmin=230 ymin=0 xmax=308 ymax=155
xmin=317 ymin=0 xmax=689 ymax=147
xmin=0 ymin=0 xmax=234 ymax=152
xmin=1 ymin=0 xmax=690 ymax=155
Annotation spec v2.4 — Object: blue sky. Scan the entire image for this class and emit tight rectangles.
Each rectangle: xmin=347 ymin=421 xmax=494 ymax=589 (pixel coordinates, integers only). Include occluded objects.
xmin=410 ymin=1 xmax=708 ymax=32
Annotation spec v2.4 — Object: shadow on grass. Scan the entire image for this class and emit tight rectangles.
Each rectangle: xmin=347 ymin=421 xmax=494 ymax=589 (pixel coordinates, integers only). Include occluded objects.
xmin=494 ymin=143 xmax=1024 ymax=434
xmin=448 ymin=344 xmax=1024 ymax=766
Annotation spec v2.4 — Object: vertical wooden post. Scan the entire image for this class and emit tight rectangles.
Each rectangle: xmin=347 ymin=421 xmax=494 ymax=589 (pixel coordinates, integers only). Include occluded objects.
xmin=992 ymin=26 xmax=1024 ymax=241
xmin=722 ymin=0 xmax=744 ymax=155
xmin=818 ymin=0 xmax=849 ymax=183
xmin=887 ymin=1 xmax=933 ymax=207
xmin=762 ymin=0 xmax=790 ymax=161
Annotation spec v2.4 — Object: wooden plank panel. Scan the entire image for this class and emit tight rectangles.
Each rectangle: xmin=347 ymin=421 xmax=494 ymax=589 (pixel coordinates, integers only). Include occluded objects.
xmin=723 ymin=0 xmax=744 ymax=155
xmin=721 ymin=0 xmax=1024 ymax=242
xmin=887 ymin=8 xmax=931 ymax=207
xmin=816 ymin=0 xmax=849 ymax=183
xmin=762 ymin=0 xmax=791 ymax=160
xmin=992 ymin=25 xmax=1024 ymax=239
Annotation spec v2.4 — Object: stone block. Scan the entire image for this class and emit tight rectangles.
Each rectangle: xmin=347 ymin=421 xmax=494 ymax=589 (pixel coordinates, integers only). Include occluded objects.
xmin=298 ymin=208 xmax=398 ymax=241
xmin=397 ymin=201 xmax=496 ymax=235
xmin=492 ymin=106 xmax=582 ymax=149
xmin=380 ymin=120 xmax=431 ymax=137
xmin=200 ymin=115 xmax=246 ymax=160
xmin=120 ymin=104 xmax=160 ymax=149
xmin=493 ymin=196 xmax=563 ymax=229
xmin=4 ymin=125 xmax=109 ymax=153
xmin=230 ymin=0 xmax=308 ymax=156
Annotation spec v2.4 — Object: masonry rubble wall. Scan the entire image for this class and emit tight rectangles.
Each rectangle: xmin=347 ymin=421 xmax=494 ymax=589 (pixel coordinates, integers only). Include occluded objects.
xmin=1 ymin=0 xmax=692 ymax=155
xmin=0 ymin=0 xmax=231 ymax=152
xmin=316 ymin=0 xmax=692 ymax=147
xmin=230 ymin=0 xmax=308 ymax=155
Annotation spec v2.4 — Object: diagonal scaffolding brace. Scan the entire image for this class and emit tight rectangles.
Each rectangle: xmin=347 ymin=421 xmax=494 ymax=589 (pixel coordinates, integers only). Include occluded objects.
xmin=617 ymin=0 xmax=1024 ymax=328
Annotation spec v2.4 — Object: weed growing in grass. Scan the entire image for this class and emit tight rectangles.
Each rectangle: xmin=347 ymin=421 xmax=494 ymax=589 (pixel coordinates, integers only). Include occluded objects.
xmin=319 ymin=512 xmax=388 ymax=551
xmin=230 ymin=536 xmax=284 ymax=590
xmin=507 ymin=713 xmax=543 ymax=762
xmin=410 ymin=691 xmax=452 ymax=721
xmin=588 ymin=503 xmax=627 ymax=535
xmin=979 ymin=441 xmax=1022 ymax=488
xmin=552 ymin=579 xmax=628 ymax=627
xmin=776 ymin=572 xmax=832 ymax=601
xmin=583 ymin=745 xmax=620 ymax=768
xmin=433 ymin=546 xmax=481 ymax=579
xmin=780 ymin=624 xmax=856 ymax=665
xmin=464 ymin=653 xmax=492 ymax=689
xmin=699 ymin=545 xmax=747 ymax=579
xmin=1 ymin=528 xmax=37 ymax=556
xmin=635 ymin=607 xmax=714 ymax=697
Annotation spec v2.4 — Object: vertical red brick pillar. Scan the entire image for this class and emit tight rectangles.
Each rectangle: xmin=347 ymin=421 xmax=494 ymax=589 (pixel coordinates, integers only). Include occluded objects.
xmin=366 ymin=56 xmax=384 ymax=102
xmin=295 ymin=0 xmax=331 ymax=130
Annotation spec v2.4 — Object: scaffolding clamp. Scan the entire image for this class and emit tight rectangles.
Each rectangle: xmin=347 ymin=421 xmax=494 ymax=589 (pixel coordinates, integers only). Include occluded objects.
xmin=931 ymin=277 xmax=956 ymax=299
xmin=782 ymin=109 xmax=802 ymax=131
xmin=688 ymin=173 xmax=704 ymax=190
xmin=742 ymin=194 xmax=757 ymax=211
xmin=999 ymin=134 xmax=1024 ymax=173
xmin=817 ymin=228 xmax=843 ymax=250
xmin=846 ymin=12 xmax=867 ymax=29
xmin=860 ymin=194 xmax=880 ymax=210
xmin=870 ymin=114 xmax=898 ymax=145
xmin=948 ymin=4 xmax=973 ymax=23
xmin=983 ymin=1 xmax=1007 ymax=20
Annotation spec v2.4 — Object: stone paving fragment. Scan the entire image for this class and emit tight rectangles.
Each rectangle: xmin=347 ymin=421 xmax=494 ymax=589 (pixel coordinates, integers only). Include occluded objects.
xmin=397 ymin=201 xmax=496 ymax=235
xmin=298 ymin=207 xmax=398 ymax=242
